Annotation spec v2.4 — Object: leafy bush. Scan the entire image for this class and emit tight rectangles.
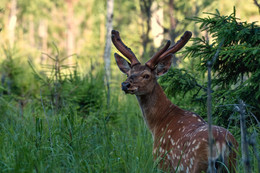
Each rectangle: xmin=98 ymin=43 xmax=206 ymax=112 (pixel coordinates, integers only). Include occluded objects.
xmin=185 ymin=8 xmax=260 ymax=120
xmin=161 ymin=9 xmax=260 ymax=122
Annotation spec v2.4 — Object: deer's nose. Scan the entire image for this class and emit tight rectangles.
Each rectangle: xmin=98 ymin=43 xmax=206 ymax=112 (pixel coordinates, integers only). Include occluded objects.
xmin=121 ymin=82 xmax=131 ymax=91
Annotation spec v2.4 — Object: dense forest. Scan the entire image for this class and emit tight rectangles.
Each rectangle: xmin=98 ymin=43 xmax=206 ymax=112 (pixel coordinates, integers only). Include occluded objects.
xmin=0 ymin=0 xmax=259 ymax=172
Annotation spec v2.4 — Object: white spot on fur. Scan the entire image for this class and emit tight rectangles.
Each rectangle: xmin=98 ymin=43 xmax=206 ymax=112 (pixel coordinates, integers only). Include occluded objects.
xmin=190 ymin=158 xmax=194 ymax=165
xmin=180 ymin=164 xmax=184 ymax=171
xmin=160 ymin=137 xmax=163 ymax=143
xmin=170 ymin=138 xmax=175 ymax=146
xmin=192 ymin=140 xmax=196 ymax=144
xmin=195 ymin=142 xmax=201 ymax=150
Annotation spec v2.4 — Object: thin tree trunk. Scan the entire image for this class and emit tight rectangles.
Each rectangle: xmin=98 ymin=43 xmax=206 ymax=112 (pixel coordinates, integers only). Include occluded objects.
xmin=207 ymin=60 xmax=215 ymax=173
xmin=168 ymin=0 xmax=178 ymax=66
xmin=169 ymin=0 xmax=177 ymax=42
xmin=151 ymin=1 xmax=163 ymax=47
xmin=8 ymin=0 xmax=17 ymax=48
xmin=207 ymin=40 xmax=224 ymax=173
xmin=66 ymin=0 xmax=75 ymax=64
xmin=238 ymin=100 xmax=251 ymax=173
xmin=38 ymin=20 xmax=48 ymax=64
xmin=29 ymin=15 xmax=35 ymax=47
xmin=103 ymin=0 xmax=114 ymax=107
xmin=140 ymin=0 xmax=152 ymax=57
xmin=253 ymin=0 xmax=260 ymax=13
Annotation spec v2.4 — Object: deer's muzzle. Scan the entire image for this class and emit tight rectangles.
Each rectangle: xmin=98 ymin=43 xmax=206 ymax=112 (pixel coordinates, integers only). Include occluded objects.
xmin=121 ymin=82 xmax=131 ymax=92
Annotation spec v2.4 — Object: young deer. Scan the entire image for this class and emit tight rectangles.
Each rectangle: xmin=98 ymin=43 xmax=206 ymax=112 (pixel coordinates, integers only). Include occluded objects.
xmin=111 ymin=30 xmax=238 ymax=173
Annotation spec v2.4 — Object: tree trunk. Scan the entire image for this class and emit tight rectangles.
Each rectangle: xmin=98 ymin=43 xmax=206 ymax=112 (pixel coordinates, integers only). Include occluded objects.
xmin=29 ymin=15 xmax=35 ymax=47
xmin=151 ymin=1 xmax=164 ymax=47
xmin=103 ymin=0 xmax=114 ymax=107
xmin=38 ymin=20 xmax=48 ymax=64
xmin=140 ymin=0 xmax=153 ymax=57
xmin=168 ymin=0 xmax=178 ymax=66
xmin=66 ymin=0 xmax=75 ymax=63
xmin=8 ymin=0 xmax=17 ymax=48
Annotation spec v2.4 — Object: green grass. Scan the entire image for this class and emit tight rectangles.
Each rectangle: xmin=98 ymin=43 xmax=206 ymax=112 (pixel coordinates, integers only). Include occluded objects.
xmin=1 ymin=93 xmax=260 ymax=173
xmin=0 ymin=67 xmax=259 ymax=173
xmin=0 ymin=92 xmax=164 ymax=173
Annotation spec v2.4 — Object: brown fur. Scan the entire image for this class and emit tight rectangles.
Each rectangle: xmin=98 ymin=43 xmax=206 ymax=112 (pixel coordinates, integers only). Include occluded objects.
xmin=118 ymin=64 xmax=238 ymax=173
xmin=112 ymin=30 xmax=238 ymax=173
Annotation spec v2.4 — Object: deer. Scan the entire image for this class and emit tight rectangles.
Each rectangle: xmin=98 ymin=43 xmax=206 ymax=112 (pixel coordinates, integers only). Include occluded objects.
xmin=111 ymin=30 xmax=238 ymax=173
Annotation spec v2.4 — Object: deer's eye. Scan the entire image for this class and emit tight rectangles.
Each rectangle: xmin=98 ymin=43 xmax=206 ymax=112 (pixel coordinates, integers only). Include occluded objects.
xmin=143 ymin=74 xmax=150 ymax=79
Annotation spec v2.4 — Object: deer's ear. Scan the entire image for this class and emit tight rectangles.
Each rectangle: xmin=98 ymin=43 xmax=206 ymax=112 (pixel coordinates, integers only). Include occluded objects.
xmin=155 ymin=54 xmax=173 ymax=76
xmin=114 ymin=53 xmax=131 ymax=74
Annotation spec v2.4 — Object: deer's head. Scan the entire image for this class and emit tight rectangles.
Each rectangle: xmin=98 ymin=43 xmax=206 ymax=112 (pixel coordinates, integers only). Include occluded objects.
xmin=112 ymin=30 xmax=192 ymax=96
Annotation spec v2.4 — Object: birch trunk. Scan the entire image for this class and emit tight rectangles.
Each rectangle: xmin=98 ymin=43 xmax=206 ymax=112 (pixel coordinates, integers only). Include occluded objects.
xmin=168 ymin=0 xmax=178 ymax=66
xmin=29 ymin=15 xmax=35 ymax=47
xmin=103 ymin=0 xmax=114 ymax=107
xmin=38 ymin=20 xmax=48 ymax=64
xmin=66 ymin=0 xmax=75 ymax=64
xmin=151 ymin=1 xmax=163 ymax=47
xmin=8 ymin=0 xmax=17 ymax=48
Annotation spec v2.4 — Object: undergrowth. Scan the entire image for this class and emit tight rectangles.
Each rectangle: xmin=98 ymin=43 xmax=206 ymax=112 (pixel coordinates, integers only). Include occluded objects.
xmin=0 ymin=42 xmax=259 ymax=172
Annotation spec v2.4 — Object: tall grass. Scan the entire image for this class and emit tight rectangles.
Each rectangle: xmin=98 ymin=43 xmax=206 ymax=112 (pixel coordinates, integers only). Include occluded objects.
xmin=0 ymin=47 xmax=160 ymax=172
xmin=0 ymin=92 xmax=163 ymax=172
xmin=0 ymin=47 xmax=259 ymax=173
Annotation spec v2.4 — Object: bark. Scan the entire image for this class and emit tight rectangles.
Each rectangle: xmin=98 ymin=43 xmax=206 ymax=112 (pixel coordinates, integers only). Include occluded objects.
xmin=66 ymin=0 xmax=76 ymax=64
xmin=29 ymin=15 xmax=35 ymax=47
xmin=38 ymin=20 xmax=48 ymax=63
xmin=238 ymin=100 xmax=251 ymax=173
xmin=168 ymin=0 xmax=178 ymax=66
xmin=103 ymin=0 xmax=114 ymax=107
xmin=253 ymin=0 xmax=260 ymax=13
xmin=8 ymin=0 xmax=17 ymax=48
xmin=151 ymin=1 xmax=164 ymax=47
xmin=140 ymin=0 xmax=153 ymax=57
xmin=169 ymin=0 xmax=177 ymax=42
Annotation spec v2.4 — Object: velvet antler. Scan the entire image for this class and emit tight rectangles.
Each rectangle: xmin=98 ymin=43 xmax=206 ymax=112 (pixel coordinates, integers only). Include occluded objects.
xmin=146 ymin=31 xmax=192 ymax=69
xmin=111 ymin=30 xmax=140 ymax=67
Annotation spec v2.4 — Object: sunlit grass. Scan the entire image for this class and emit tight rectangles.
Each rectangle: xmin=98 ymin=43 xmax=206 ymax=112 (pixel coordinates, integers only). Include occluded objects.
xmin=0 ymin=91 xmax=163 ymax=172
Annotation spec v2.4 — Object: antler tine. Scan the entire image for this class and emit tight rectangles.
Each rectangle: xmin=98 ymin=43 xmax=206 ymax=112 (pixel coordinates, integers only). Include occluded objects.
xmin=160 ymin=31 xmax=192 ymax=58
xmin=145 ymin=40 xmax=171 ymax=69
xmin=146 ymin=31 xmax=192 ymax=70
xmin=111 ymin=30 xmax=140 ymax=67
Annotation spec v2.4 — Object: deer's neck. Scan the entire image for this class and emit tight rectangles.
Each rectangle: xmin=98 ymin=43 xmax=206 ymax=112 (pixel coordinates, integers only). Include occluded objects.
xmin=136 ymin=83 xmax=177 ymax=135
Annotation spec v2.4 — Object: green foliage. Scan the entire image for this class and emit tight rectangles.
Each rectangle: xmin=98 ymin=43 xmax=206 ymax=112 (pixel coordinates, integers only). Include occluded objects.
xmin=184 ymin=8 xmax=260 ymax=120
xmin=62 ymin=70 xmax=105 ymax=116
xmin=159 ymin=68 xmax=207 ymax=115
xmin=0 ymin=45 xmax=159 ymax=172
xmin=159 ymin=10 xmax=260 ymax=172
xmin=160 ymin=68 xmax=199 ymax=98
xmin=0 ymin=1 xmax=259 ymax=171
xmin=28 ymin=46 xmax=105 ymax=118
xmin=0 ymin=47 xmax=40 ymax=102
